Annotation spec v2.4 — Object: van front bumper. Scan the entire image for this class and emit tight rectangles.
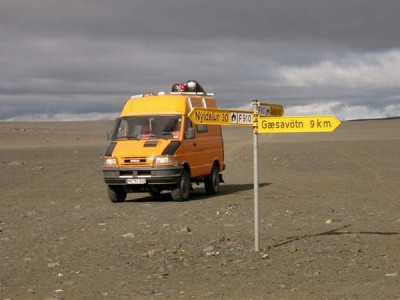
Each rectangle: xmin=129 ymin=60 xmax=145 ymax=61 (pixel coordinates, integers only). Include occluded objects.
xmin=103 ymin=166 xmax=183 ymax=186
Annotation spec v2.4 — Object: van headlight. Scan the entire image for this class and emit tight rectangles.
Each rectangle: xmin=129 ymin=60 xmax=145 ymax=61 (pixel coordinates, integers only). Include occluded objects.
xmin=152 ymin=155 xmax=178 ymax=166
xmin=103 ymin=156 xmax=118 ymax=167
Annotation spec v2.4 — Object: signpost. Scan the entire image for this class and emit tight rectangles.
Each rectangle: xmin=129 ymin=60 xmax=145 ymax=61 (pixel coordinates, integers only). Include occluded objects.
xmin=189 ymin=101 xmax=342 ymax=252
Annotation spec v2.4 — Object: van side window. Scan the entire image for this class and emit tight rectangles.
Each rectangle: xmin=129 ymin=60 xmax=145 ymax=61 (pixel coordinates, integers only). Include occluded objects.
xmin=196 ymin=124 xmax=208 ymax=133
xmin=184 ymin=118 xmax=195 ymax=139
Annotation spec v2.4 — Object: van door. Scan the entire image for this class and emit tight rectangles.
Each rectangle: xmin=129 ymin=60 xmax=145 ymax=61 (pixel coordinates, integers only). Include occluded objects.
xmin=182 ymin=117 xmax=215 ymax=178
xmin=182 ymin=118 xmax=202 ymax=178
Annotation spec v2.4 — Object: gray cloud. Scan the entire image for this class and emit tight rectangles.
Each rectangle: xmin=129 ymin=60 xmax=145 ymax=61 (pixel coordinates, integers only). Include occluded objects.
xmin=4 ymin=0 xmax=400 ymax=47
xmin=1 ymin=0 xmax=400 ymax=120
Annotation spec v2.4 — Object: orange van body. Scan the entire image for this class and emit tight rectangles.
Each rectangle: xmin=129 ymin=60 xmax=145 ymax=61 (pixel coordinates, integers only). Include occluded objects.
xmin=102 ymin=91 xmax=225 ymax=202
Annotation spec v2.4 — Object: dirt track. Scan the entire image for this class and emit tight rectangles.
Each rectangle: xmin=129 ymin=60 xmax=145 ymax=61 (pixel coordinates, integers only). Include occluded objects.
xmin=1 ymin=119 xmax=399 ymax=299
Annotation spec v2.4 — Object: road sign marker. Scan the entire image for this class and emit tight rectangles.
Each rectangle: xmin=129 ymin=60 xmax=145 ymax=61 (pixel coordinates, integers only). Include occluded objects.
xmin=258 ymin=115 xmax=341 ymax=133
xmin=188 ymin=108 xmax=253 ymax=126
xmin=257 ymin=102 xmax=284 ymax=117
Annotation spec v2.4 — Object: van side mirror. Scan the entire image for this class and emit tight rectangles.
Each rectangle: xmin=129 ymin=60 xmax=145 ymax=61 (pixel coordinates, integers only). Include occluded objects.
xmin=185 ymin=128 xmax=195 ymax=139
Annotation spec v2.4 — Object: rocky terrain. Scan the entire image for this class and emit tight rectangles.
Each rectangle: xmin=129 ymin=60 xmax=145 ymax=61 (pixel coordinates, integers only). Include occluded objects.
xmin=1 ymin=119 xmax=399 ymax=299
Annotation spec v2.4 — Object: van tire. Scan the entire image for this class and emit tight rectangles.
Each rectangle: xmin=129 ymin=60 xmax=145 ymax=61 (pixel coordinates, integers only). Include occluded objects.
xmin=107 ymin=185 xmax=127 ymax=203
xmin=205 ymin=166 xmax=220 ymax=195
xmin=171 ymin=170 xmax=190 ymax=201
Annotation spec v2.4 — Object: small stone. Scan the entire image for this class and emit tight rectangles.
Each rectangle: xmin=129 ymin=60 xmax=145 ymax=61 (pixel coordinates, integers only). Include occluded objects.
xmin=261 ymin=253 xmax=270 ymax=259
xmin=25 ymin=211 xmax=36 ymax=217
xmin=203 ymin=245 xmax=215 ymax=253
xmin=8 ymin=160 xmax=24 ymax=166
xmin=180 ymin=226 xmax=191 ymax=232
xmin=122 ymin=232 xmax=136 ymax=238
xmin=325 ymin=219 xmax=333 ymax=224
xmin=146 ymin=249 xmax=156 ymax=257
xmin=48 ymin=262 xmax=60 ymax=268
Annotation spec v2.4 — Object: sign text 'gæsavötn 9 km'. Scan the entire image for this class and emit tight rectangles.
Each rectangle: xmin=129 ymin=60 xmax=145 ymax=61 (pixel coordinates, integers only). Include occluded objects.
xmin=188 ymin=108 xmax=253 ymax=126
xmin=258 ymin=115 xmax=341 ymax=133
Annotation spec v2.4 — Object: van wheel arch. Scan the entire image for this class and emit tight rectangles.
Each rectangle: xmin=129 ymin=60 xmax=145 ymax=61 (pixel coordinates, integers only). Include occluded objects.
xmin=212 ymin=160 xmax=220 ymax=172
xmin=181 ymin=161 xmax=191 ymax=178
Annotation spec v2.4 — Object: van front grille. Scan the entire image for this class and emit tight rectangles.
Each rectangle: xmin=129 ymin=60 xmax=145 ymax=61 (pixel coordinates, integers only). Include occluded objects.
xmin=122 ymin=156 xmax=148 ymax=166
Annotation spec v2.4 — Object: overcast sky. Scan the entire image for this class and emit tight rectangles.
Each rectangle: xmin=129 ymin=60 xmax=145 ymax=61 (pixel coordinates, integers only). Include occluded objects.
xmin=1 ymin=0 xmax=400 ymax=121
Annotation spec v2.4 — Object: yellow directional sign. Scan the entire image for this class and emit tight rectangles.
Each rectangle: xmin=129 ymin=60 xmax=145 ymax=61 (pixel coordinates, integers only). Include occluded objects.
xmin=258 ymin=115 xmax=341 ymax=133
xmin=258 ymin=102 xmax=284 ymax=117
xmin=188 ymin=108 xmax=253 ymax=126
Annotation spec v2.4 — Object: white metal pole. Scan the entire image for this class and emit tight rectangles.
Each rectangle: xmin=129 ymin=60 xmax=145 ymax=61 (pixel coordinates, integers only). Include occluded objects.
xmin=252 ymin=100 xmax=260 ymax=252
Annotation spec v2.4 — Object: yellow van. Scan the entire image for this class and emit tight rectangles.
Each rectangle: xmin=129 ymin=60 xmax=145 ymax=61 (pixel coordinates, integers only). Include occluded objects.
xmin=102 ymin=81 xmax=225 ymax=202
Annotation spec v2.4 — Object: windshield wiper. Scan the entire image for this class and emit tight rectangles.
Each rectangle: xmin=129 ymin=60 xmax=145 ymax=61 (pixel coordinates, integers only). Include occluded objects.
xmin=114 ymin=135 xmax=139 ymax=140
xmin=157 ymin=132 xmax=174 ymax=139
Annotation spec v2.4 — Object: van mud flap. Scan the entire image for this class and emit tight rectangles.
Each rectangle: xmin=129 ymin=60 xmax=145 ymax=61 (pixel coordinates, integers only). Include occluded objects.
xmin=219 ymin=174 xmax=225 ymax=183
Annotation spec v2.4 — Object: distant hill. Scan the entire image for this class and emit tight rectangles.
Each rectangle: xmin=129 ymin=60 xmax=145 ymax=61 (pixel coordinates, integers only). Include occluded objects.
xmin=349 ymin=116 xmax=400 ymax=122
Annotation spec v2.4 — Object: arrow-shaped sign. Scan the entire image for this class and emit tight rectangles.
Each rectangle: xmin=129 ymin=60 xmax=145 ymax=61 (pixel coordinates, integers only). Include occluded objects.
xmin=188 ymin=108 xmax=253 ymax=126
xmin=258 ymin=115 xmax=341 ymax=133
xmin=258 ymin=102 xmax=284 ymax=117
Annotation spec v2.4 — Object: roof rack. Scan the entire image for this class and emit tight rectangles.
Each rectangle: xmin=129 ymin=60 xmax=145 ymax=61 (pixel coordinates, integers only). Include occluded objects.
xmin=131 ymin=92 xmax=214 ymax=99
xmin=170 ymin=92 xmax=214 ymax=96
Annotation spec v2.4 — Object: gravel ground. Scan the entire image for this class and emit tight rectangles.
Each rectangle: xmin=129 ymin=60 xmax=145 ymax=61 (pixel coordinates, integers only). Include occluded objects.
xmin=1 ymin=119 xmax=399 ymax=299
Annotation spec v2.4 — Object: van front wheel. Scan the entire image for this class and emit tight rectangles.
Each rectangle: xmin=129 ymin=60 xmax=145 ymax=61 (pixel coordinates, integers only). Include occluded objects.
xmin=107 ymin=185 xmax=127 ymax=203
xmin=171 ymin=170 xmax=190 ymax=201
xmin=205 ymin=166 xmax=220 ymax=195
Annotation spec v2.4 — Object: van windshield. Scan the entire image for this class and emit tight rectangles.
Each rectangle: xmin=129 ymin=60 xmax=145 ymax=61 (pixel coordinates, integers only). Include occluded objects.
xmin=113 ymin=116 xmax=182 ymax=140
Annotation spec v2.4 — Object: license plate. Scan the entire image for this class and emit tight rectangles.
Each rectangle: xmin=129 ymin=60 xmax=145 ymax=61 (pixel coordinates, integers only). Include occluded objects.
xmin=126 ymin=178 xmax=146 ymax=184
